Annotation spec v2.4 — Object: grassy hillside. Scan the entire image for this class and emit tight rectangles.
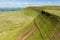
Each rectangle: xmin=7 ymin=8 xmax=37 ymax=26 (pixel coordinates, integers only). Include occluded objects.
xmin=23 ymin=6 xmax=60 ymax=40
xmin=0 ymin=6 xmax=60 ymax=40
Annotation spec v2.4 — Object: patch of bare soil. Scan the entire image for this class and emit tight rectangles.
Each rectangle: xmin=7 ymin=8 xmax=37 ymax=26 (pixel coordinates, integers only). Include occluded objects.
xmin=53 ymin=33 xmax=60 ymax=40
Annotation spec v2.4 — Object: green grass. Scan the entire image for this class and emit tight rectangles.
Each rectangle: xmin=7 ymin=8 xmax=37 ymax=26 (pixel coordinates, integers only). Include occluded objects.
xmin=0 ymin=6 xmax=60 ymax=40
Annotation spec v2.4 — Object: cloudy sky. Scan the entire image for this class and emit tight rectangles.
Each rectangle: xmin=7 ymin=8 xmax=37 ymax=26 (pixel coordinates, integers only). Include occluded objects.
xmin=0 ymin=0 xmax=60 ymax=7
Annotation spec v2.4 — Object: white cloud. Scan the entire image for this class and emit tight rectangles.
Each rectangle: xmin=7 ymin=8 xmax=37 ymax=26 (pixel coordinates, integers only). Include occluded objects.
xmin=0 ymin=1 xmax=58 ymax=8
xmin=47 ymin=2 xmax=52 ymax=4
xmin=23 ymin=2 xmax=29 ymax=4
xmin=0 ymin=2 xmax=30 ymax=7
xmin=0 ymin=2 xmax=20 ymax=7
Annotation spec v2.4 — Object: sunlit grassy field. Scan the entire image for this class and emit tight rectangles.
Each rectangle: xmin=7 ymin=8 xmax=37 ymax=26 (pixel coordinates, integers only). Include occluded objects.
xmin=44 ymin=10 xmax=60 ymax=17
xmin=0 ymin=10 xmax=38 ymax=40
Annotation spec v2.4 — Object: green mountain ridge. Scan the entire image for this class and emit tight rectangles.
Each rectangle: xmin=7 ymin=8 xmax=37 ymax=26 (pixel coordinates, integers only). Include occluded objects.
xmin=0 ymin=6 xmax=60 ymax=40
xmin=22 ymin=7 xmax=60 ymax=40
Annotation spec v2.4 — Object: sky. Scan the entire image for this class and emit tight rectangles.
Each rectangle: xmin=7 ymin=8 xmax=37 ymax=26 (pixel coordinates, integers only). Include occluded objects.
xmin=0 ymin=0 xmax=60 ymax=8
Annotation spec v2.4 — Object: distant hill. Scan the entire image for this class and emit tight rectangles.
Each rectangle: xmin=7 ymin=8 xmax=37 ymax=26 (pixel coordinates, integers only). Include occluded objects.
xmin=0 ymin=7 xmax=23 ymax=11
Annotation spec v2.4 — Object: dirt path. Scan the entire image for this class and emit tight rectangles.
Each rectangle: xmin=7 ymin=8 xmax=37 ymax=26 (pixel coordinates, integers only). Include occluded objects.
xmin=53 ymin=33 xmax=60 ymax=40
xmin=16 ymin=25 xmax=37 ymax=40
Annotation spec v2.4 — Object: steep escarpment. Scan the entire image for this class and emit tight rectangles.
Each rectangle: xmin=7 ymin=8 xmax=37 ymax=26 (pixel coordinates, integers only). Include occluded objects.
xmin=34 ymin=11 xmax=60 ymax=40
xmin=24 ymin=8 xmax=60 ymax=40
